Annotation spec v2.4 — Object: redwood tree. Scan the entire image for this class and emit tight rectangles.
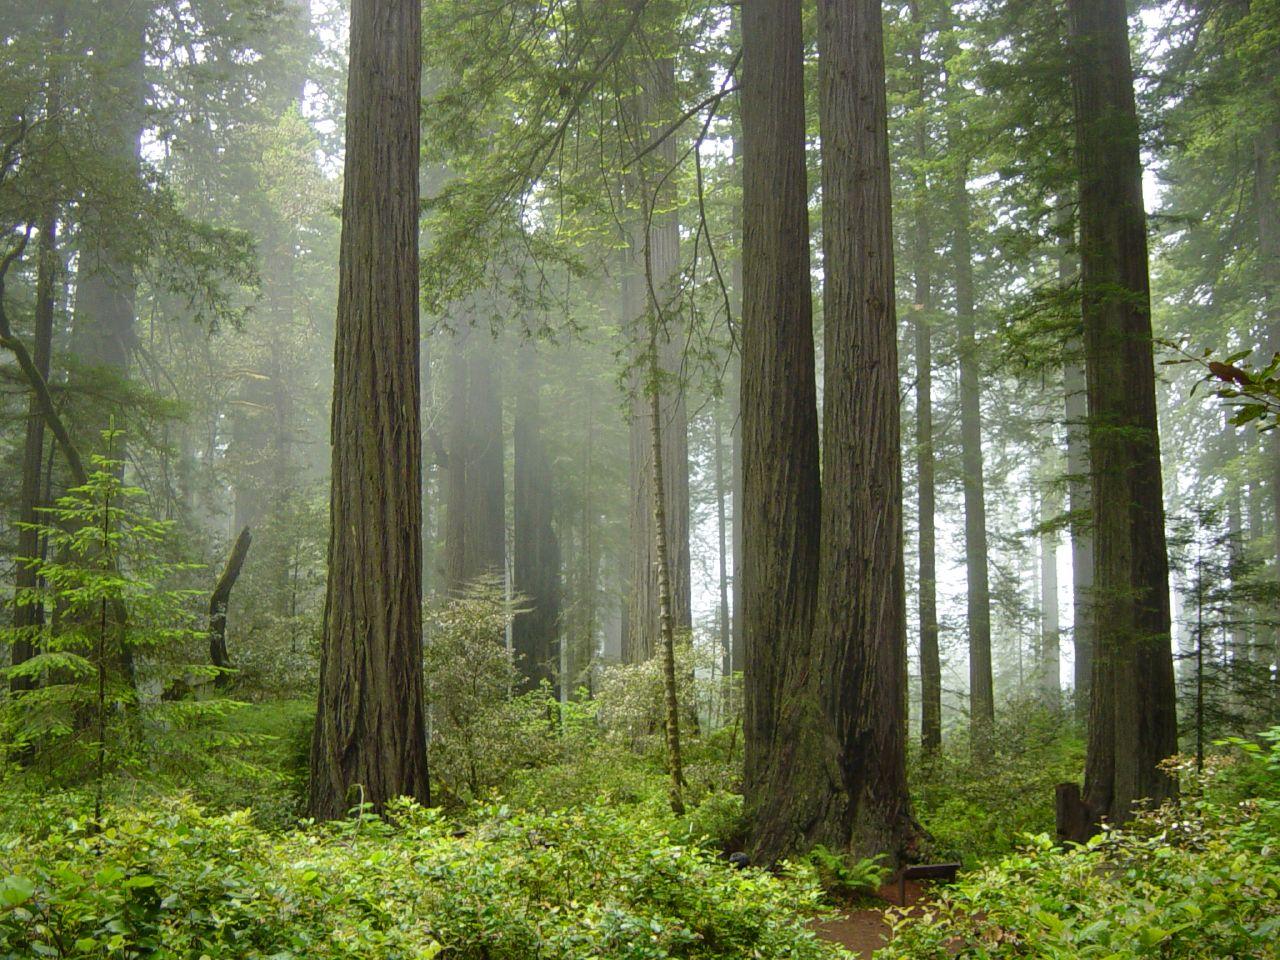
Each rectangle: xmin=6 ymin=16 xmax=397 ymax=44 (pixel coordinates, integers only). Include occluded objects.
xmin=309 ymin=0 xmax=430 ymax=819
xmin=746 ymin=0 xmax=914 ymax=863
xmin=1069 ymin=0 xmax=1178 ymax=826
xmin=739 ymin=0 xmax=821 ymax=801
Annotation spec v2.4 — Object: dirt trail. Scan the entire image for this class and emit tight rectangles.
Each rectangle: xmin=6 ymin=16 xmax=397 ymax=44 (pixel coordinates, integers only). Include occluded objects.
xmin=812 ymin=879 xmax=931 ymax=958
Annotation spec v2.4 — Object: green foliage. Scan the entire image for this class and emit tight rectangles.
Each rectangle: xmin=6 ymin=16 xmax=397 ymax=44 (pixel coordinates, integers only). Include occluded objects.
xmin=0 ymin=438 xmax=242 ymax=786
xmin=910 ymin=703 xmax=1084 ymax=865
xmin=879 ymin=729 xmax=1280 ymax=960
xmin=423 ymin=582 xmax=560 ymax=804
xmin=801 ymin=846 xmax=890 ymax=900
xmin=0 ymin=796 xmax=841 ymax=959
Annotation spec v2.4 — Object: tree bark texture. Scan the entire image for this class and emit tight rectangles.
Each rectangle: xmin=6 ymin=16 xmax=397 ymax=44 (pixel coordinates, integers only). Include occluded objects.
xmin=309 ymin=0 xmax=429 ymax=819
xmin=739 ymin=0 xmax=822 ymax=803
xmin=1065 ymin=355 xmax=1095 ymax=721
xmin=1069 ymin=0 xmax=1178 ymax=825
xmin=748 ymin=0 xmax=915 ymax=865
xmin=513 ymin=359 xmax=561 ymax=694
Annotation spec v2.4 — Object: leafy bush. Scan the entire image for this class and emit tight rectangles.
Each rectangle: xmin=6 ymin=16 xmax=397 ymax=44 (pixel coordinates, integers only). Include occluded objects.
xmin=422 ymin=582 xmax=561 ymax=804
xmin=879 ymin=729 xmax=1280 ymax=959
xmin=910 ymin=700 xmax=1084 ymax=864
xmin=0 ymin=796 xmax=843 ymax=959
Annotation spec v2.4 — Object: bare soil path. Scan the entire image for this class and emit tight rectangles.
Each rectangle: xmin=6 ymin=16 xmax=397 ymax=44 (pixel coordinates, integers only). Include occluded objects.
xmin=812 ymin=879 xmax=931 ymax=958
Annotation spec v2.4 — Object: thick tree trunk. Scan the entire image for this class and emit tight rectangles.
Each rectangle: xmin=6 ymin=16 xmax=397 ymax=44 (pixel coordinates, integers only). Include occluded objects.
xmin=910 ymin=0 xmax=941 ymax=753
xmin=739 ymin=0 xmax=821 ymax=803
xmin=512 ymin=357 xmax=561 ymax=694
xmin=1069 ymin=0 xmax=1178 ymax=826
xmin=749 ymin=0 xmax=915 ymax=865
xmin=952 ymin=166 xmax=995 ymax=743
xmin=443 ymin=331 xmax=506 ymax=593
xmin=309 ymin=0 xmax=429 ymax=819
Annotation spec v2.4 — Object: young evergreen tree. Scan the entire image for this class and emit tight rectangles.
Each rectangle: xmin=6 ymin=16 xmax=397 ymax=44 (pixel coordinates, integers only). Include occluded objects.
xmin=309 ymin=0 xmax=430 ymax=819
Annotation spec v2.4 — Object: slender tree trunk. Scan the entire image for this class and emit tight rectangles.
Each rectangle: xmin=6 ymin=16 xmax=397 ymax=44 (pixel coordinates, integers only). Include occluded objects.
xmin=1040 ymin=485 xmax=1062 ymax=711
xmin=910 ymin=0 xmax=941 ymax=753
xmin=209 ymin=526 xmax=252 ymax=683
xmin=647 ymin=341 xmax=684 ymax=815
xmin=1069 ymin=0 xmax=1178 ymax=826
xmin=714 ymin=399 xmax=732 ymax=682
xmin=739 ymin=0 xmax=821 ymax=804
xmin=1065 ymin=355 xmax=1094 ymax=720
xmin=952 ymin=164 xmax=995 ymax=743
xmin=749 ymin=0 xmax=915 ymax=865
xmin=512 ymin=354 xmax=561 ymax=694
xmin=309 ymin=0 xmax=429 ymax=819
xmin=623 ymin=61 xmax=691 ymax=665
xmin=11 ymin=212 xmax=58 ymax=690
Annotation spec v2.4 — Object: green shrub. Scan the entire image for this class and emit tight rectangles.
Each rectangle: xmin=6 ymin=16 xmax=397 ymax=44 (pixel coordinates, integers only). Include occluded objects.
xmin=0 ymin=796 xmax=843 ymax=959
xmin=910 ymin=701 xmax=1084 ymax=864
xmin=879 ymin=729 xmax=1280 ymax=960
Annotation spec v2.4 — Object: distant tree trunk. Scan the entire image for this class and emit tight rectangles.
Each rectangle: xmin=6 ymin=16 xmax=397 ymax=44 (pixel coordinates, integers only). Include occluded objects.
xmin=739 ymin=0 xmax=822 ymax=803
xmin=1069 ymin=0 xmax=1178 ymax=826
xmin=512 ymin=356 xmax=561 ymax=694
xmin=11 ymin=211 xmax=58 ymax=691
xmin=730 ymin=38 xmax=746 ymax=680
xmin=910 ymin=0 xmax=941 ymax=753
xmin=209 ymin=527 xmax=252 ymax=683
xmin=443 ymin=332 xmax=506 ymax=593
xmin=74 ymin=2 xmax=144 ymax=427
xmin=714 ymin=399 xmax=732 ymax=682
xmin=623 ymin=60 xmax=691 ymax=665
xmin=1040 ymin=485 xmax=1062 ymax=711
xmin=309 ymin=0 xmax=429 ymax=819
xmin=749 ymin=0 xmax=915 ymax=865
xmin=952 ymin=164 xmax=995 ymax=743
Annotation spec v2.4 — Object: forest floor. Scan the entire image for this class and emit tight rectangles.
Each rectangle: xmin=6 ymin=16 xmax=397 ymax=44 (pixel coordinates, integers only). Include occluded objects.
xmin=813 ymin=879 xmax=931 ymax=957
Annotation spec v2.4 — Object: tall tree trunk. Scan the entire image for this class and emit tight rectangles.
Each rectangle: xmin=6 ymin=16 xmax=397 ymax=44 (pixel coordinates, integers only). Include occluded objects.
xmin=11 ymin=211 xmax=58 ymax=691
xmin=749 ymin=0 xmax=915 ymax=864
xmin=309 ymin=0 xmax=429 ymax=819
xmin=910 ymin=0 xmax=941 ymax=753
xmin=1040 ymin=484 xmax=1062 ymax=711
xmin=74 ymin=2 xmax=144 ymax=429
xmin=952 ymin=164 xmax=995 ymax=742
xmin=623 ymin=60 xmax=691 ymax=664
xmin=739 ymin=0 xmax=822 ymax=804
xmin=512 ymin=355 xmax=561 ymax=694
xmin=443 ymin=331 xmax=506 ymax=593
xmin=1069 ymin=0 xmax=1178 ymax=826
